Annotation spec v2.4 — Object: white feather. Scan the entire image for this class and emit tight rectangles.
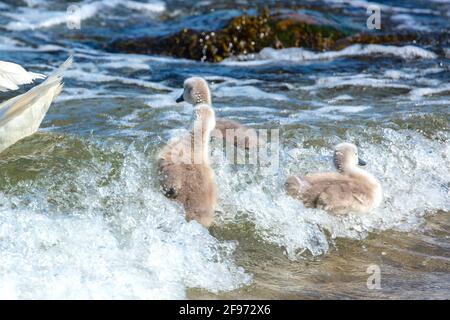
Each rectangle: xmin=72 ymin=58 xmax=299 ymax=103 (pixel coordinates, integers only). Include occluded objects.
xmin=0 ymin=56 xmax=72 ymax=153
xmin=0 ymin=60 xmax=46 ymax=92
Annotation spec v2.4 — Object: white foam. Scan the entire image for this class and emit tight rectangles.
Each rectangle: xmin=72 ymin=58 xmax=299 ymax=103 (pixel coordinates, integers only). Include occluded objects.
xmin=264 ymin=45 xmax=437 ymax=60
xmin=392 ymin=14 xmax=431 ymax=32
xmin=57 ymin=87 xmax=123 ymax=102
xmin=321 ymin=0 xmax=438 ymax=14
xmin=301 ymin=74 xmax=411 ymax=91
xmin=286 ymin=111 xmax=346 ymax=122
xmin=64 ymin=68 xmax=172 ymax=91
xmin=220 ymin=59 xmax=274 ymax=67
xmin=4 ymin=2 xmax=101 ymax=31
xmin=75 ymin=49 xmax=187 ymax=65
xmin=316 ymin=105 xmax=371 ymax=113
xmin=409 ymin=84 xmax=450 ymax=100
xmin=0 ymin=36 xmax=26 ymax=51
xmin=223 ymin=45 xmax=437 ymax=66
xmin=214 ymin=85 xmax=288 ymax=101
xmin=402 ymin=99 xmax=450 ymax=106
xmin=0 ymin=36 xmax=65 ymax=52
xmin=102 ymin=61 xmax=151 ymax=71
xmin=218 ymin=106 xmax=278 ymax=113
xmin=0 ymin=143 xmax=250 ymax=299
xmin=384 ymin=69 xmax=416 ymax=80
xmin=213 ymin=129 xmax=450 ymax=259
xmin=328 ymin=94 xmax=354 ymax=103
xmin=3 ymin=0 xmax=166 ymax=31
xmin=122 ymin=0 xmax=166 ymax=13
xmin=384 ymin=67 xmax=445 ymax=86
xmin=23 ymin=0 xmax=45 ymax=6
xmin=287 ymin=101 xmax=375 ymax=121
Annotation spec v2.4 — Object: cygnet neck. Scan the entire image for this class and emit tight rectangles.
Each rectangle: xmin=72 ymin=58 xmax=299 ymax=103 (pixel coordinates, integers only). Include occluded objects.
xmin=190 ymin=117 xmax=213 ymax=165
xmin=345 ymin=165 xmax=380 ymax=188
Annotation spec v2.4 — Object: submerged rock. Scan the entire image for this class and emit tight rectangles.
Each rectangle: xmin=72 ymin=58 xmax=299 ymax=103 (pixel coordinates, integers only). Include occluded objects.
xmin=108 ymin=9 xmax=346 ymax=62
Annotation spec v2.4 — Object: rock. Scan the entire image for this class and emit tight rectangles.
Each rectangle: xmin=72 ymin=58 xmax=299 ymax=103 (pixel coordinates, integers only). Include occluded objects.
xmin=107 ymin=9 xmax=446 ymax=62
xmin=108 ymin=9 xmax=346 ymax=62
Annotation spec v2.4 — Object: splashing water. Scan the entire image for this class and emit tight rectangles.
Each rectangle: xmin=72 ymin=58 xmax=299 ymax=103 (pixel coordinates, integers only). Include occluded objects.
xmin=0 ymin=0 xmax=449 ymax=299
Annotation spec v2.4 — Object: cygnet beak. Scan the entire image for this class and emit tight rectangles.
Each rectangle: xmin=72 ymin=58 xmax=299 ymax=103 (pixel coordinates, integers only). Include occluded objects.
xmin=176 ymin=94 xmax=184 ymax=103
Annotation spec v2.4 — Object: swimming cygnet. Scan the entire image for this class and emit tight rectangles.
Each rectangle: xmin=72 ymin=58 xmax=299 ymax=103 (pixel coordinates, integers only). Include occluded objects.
xmin=176 ymin=76 xmax=262 ymax=150
xmin=157 ymin=104 xmax=217 ymax=227
xmin=0 ymin=56 xmax=72 ymax=154
xmin=285 ymin=143 xmax=382 ymax=215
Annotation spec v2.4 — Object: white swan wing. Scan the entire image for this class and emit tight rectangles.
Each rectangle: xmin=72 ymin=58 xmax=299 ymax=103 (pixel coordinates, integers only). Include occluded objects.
xmin=0 ymin=56 xmax=72 ymax=153
xmin=0 ymin=60 xmax=46 ymax=92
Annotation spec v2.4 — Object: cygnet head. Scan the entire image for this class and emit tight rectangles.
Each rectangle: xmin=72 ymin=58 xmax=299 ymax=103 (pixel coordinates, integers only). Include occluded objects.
xmin=193 ymin=104 xmax=216 ymax=135
xmin=176 ymin=77 xmax=211 ymax=106
xmin=333 ymin=142 xmax=367 ymax=172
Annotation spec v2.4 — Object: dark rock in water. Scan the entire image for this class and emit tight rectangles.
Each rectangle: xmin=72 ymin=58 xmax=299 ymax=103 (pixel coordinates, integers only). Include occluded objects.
xmin=107 ymin=9 xmax=445 ymax=62
xmin=108 ymin=9 xmax=346 ymax=62
xmin=332 ymin=32 xmax=419 ymax=50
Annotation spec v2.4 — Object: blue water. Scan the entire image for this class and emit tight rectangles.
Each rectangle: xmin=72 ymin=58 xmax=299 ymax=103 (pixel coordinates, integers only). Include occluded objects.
xmin=0 ymin=0 xmax=449 ymax=299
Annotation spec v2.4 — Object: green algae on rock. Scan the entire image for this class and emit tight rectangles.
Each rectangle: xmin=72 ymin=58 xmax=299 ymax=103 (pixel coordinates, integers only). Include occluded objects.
xmin=108 ymin=10 xmax=346 ymax=62
xmin=107 ymin=9 xmax=445 ymax=62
